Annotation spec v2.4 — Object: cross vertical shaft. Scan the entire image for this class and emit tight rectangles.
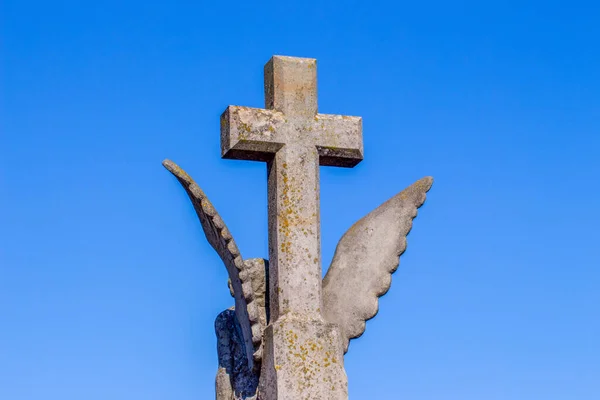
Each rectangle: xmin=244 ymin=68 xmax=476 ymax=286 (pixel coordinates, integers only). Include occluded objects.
xmin=265 ymin=57 xmax=322 ymax=322
xmin=221 ymin=55 xmax=363 ymax=399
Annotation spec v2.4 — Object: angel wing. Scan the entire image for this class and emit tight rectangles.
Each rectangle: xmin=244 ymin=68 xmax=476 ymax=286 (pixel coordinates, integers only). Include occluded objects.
xmin=322 ymin=176 xmax=433 ymax=353
xmin=163 ymin=159 xmax=266 ymax=368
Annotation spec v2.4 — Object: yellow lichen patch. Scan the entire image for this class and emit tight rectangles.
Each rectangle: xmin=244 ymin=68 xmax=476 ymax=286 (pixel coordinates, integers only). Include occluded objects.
xmin=167 ymin=163 xmax=193 ymax=183
xmin=240 ymin=122 xmax=252 ymax=133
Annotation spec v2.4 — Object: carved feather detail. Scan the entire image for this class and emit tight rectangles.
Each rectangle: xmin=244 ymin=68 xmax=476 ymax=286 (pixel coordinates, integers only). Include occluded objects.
xmin=322 ymin=176 xmax=433 ymax=353
xmin=163 ymin=159 xmax=266 ymax=367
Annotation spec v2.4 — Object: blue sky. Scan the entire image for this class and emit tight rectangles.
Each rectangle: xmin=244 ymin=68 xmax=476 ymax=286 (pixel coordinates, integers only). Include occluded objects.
xmin=2 ymin=1 xmax=599 ymax=399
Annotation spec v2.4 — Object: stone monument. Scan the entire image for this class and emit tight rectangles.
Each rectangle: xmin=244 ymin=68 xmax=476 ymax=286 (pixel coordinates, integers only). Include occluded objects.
xmin=163 ymin=55 xmax=433 ymax=399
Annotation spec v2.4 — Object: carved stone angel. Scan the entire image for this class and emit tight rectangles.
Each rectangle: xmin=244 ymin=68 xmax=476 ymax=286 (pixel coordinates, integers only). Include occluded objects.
xmin=163 ymin=160 xmax=432 ymax=400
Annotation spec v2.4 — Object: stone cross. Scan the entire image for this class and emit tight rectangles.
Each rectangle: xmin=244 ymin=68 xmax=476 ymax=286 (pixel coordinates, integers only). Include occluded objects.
xmin=221 ymin=56 xmax=363 ymax=399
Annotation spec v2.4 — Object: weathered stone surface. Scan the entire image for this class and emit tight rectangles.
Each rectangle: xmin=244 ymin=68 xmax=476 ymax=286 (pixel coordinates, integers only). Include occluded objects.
xmin=322 ymin=176 xmax=433 ymax=353
xmin=163 ymin=55 xmax=434 ymax=400
xmin=259 ymin=315 xmax=347 ymax=400
xmin=215 ymin=309 xmax=258 ymax=399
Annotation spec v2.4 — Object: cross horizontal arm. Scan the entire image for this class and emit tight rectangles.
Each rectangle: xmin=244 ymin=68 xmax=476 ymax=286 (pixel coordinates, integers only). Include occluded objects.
xmin=313 ymin=114 xmax=363 ymax=167
xmin=221 ymin=106 xmax=287 ymax=161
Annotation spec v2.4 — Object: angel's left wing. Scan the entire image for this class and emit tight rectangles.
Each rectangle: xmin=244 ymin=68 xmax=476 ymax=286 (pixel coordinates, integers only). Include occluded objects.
xmin=163 ymin=159 xmax=264 ymax=369
xmin=322 ymin=177 xmax=433 ymax=353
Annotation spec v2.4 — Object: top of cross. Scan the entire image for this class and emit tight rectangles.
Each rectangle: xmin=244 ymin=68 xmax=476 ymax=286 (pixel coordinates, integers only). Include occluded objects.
xmin=264 ymin=56 xmax=318 ymax=116
xmin=221 ymin=56 xmax=363 ymax=167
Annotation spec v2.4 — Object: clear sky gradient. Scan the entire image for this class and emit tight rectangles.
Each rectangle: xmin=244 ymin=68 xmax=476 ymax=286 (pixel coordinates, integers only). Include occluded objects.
xmin=2 ymin=1 xmax=599 ymax=399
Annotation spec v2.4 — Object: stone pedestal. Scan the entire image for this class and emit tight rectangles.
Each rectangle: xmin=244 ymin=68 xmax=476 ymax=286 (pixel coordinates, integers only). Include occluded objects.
xmin=259 ymin=314 xmax=348 ymax=400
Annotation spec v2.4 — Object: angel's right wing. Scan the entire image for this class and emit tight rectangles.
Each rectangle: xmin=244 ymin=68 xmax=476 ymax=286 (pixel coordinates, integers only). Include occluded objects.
xmin=322 ymin=177 xmax=433 ymax=353
xmin=163 ymin=159 xmax=264 ymax=368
